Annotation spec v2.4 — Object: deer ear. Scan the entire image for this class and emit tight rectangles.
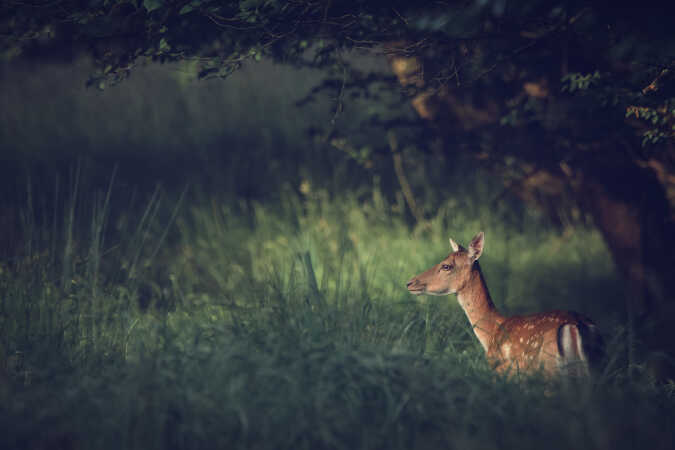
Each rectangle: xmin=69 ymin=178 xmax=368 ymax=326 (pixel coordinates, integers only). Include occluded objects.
xmin=468 ymin=232 xmax=484 ymax=261
xmin=449 ymin=237 xmax=459 ymax=252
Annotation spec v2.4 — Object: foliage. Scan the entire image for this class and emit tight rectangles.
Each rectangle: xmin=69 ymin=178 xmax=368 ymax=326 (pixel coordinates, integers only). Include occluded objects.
xmin=0 ymin=169 xmax=671 ymax=450
xmin=2 ymin=1 xmax=673 ymax=152
xmin=2 ymin=2 xmax=675 ymax=445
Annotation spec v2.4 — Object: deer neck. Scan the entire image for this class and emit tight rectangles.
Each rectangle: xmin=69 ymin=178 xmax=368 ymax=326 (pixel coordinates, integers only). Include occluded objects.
xmin=455 ymin=264 xmax=503 ymax=352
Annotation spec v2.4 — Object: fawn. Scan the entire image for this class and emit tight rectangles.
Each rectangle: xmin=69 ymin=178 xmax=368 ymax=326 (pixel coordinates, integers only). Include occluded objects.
xmin=407 ymin=232 xmax=603 ymax=377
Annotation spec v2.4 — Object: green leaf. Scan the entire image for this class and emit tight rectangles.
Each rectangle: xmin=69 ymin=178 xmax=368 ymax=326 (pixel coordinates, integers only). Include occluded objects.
xmin=179 ymin=3 xmax=195 ymax=15
xmin=159 ymin=38 xmax=171 ymax=52
xmin=143 ymin=0 xmax=164 ymax=12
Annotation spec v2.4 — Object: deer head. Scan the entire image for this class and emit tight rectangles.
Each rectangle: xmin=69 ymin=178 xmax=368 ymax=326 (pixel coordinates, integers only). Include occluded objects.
xmin=406 ymin=231 xmax=484 ymax=296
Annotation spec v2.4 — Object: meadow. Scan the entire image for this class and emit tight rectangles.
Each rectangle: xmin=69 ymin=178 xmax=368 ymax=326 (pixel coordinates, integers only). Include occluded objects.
xmin=1 ymin=60 xmax=674 ymax=450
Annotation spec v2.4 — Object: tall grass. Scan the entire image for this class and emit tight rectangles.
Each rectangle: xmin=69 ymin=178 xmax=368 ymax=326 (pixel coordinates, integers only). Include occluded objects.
xmin=1 ymin=170 xmax=672 ymax=450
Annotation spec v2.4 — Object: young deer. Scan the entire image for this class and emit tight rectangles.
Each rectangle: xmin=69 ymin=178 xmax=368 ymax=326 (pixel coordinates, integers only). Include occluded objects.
xmin=407 ymin=232 xmax=603 ymax=377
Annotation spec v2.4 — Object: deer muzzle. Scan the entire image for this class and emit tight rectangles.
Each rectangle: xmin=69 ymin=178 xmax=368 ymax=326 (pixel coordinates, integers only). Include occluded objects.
xmin=406 ymin=277 xmax=426 ymax=294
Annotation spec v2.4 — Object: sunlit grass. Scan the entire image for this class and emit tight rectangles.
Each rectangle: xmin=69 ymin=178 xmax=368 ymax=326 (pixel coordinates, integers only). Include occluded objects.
xmin=0 ymin=179 xmax=672 ymax=450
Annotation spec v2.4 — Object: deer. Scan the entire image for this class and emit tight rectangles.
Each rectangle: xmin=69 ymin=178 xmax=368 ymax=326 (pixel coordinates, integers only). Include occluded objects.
xmin=406 ymin=232 xmax=603 ymax=378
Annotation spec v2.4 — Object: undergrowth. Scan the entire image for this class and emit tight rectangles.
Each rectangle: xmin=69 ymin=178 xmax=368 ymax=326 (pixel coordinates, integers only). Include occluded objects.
xmin=0 ymin=176 xmax=672 ymax=450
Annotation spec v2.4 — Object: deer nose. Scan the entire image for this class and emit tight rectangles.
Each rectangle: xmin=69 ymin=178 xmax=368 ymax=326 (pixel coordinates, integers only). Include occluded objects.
xmin=406 ymin=278 xmax=417 ymax=288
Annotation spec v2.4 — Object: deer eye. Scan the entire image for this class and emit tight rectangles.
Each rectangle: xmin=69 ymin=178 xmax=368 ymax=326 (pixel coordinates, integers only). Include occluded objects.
xmin=441 ymin=264 xmax=453 ymax=271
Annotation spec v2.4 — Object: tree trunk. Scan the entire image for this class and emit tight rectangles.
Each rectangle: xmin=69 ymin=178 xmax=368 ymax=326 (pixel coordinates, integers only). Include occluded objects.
xmin=579 ymin=163 xmax=675 ymax=378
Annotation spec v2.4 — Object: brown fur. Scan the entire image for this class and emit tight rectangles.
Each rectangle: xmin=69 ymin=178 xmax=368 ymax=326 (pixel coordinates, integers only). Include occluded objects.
xmin=488 ymin=311 xmax=596 ymax=376
xmin=407 ymin=232 xmax=603 ymax=377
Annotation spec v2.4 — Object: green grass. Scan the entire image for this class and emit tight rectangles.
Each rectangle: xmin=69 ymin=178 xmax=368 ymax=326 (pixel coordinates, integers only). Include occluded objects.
xmin=0 ymin=177 xmax=673 ymax=450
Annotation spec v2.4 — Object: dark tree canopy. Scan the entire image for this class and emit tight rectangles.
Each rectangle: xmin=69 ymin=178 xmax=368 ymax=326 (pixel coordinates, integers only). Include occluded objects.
xmin=2 ymin=2 xmax=673 ymax=169
xmin=3 ymin=0 xmax=675 ymax=376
